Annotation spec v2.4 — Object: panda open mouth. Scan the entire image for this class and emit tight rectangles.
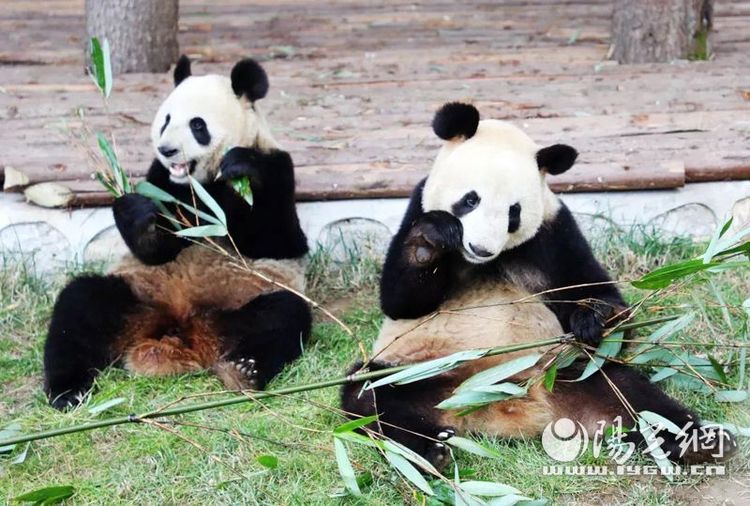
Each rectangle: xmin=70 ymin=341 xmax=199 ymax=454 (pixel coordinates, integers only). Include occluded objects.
xmin=169 ymin=160 xmax=197 ymax=181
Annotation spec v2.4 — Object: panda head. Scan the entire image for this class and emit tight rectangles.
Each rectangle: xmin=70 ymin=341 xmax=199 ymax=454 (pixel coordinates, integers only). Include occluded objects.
xmin=422 ymin=102 xmax=578 ymax=264
xmin=150 ymin=55 xmax=278 ymax=184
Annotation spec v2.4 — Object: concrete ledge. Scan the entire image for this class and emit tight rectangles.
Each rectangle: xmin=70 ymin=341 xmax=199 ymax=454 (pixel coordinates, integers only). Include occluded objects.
xmin=1 ymin=181 xmax=749 ymax=273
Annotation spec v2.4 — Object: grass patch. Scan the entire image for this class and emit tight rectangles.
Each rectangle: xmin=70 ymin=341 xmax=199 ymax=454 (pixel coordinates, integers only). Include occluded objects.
xmin=0 ymin=222 xmax=748 ymax=504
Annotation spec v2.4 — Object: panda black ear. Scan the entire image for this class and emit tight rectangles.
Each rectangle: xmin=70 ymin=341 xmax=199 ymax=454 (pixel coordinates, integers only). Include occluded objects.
xmin=174 ymin=55 xmax=192 ymax=87
xmin=230 ymin=58 xmax=269 ymax=101
xmin=536 ymin=144 xmax=578 ymax=175
xmin=432 ymin=102 xmax=480 ymax=141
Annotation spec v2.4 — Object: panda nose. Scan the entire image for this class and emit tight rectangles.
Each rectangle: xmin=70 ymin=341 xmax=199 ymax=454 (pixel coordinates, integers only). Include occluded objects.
xmin=158 ymin=145 xmax=179 ymax=158
xmin=469 ymin=243 xmax=494 ymax=258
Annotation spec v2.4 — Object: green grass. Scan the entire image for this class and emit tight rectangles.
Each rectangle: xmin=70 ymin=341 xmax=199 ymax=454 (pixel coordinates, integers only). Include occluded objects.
xmin=0 ymin=221 xmax=748 ymax=505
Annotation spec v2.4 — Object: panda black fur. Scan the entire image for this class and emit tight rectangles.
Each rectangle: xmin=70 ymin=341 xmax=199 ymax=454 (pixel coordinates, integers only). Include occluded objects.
xmin=44 ymin=57 xmax=311 ymax=410
xmin=341 ymin=103 xmax=736 ymax=467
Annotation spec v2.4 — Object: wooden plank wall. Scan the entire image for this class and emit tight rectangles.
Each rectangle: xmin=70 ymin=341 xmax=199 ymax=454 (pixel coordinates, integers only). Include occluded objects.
xmin=1 ymin=0 xmax=749 ymax=205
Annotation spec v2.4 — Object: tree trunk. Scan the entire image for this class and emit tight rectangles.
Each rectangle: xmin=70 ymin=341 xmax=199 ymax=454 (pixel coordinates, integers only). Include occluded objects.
xmin=85 ymin=0 xmax=179 ymax=74
xmin=610 ymin=0 xmax=713 ymax=63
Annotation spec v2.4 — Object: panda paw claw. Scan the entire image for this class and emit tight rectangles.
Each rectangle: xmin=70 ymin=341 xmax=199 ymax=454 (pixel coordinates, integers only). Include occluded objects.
xmin=424 ymin=427 xmax=456 ymax=469
xmin=48 ymin=389 xmax=88 ymax=411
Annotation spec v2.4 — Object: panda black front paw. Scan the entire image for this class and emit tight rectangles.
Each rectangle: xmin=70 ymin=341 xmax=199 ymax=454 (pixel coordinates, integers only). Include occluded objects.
xmin=48 ymin=388 xmax=89 ymax=411
xmin=570 ymin=302 xmax=615 ymax=347
xmin=218 ymin=147 xmax=266 ymax=182
xmin=423 ymin=427 xmax=456 ymax=469
xmin=406 ymin=211 xmax=463 ymax=265
xmin=113 ymin=193 xmax=159 ymax=235
xmin=214 ymin=357 xmax=261 ymax=390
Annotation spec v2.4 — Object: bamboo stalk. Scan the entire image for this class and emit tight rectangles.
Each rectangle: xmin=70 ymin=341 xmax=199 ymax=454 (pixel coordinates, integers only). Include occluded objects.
xmin=0 ymin=316 xmax=676 ymax=448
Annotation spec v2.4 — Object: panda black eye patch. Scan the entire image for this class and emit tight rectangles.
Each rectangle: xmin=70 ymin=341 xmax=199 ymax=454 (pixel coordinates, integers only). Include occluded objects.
xmin=508 ymin=202 xmax=521 ymax=233
xmin=452 ymin=191 xmax=481 ymax=217
xmin=159 ymin=114 xmax=170 ymax=136
xmin=189 ymin=117 xmax=211 ymax=146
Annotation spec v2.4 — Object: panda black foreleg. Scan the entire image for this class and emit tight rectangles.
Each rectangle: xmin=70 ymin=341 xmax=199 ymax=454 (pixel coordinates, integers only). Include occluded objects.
xmin=44 ymin=274 xmax=140 ymax=410
xmin=215 ymin=290 xmax=311 ymax=390
xmin=555 ymin=363 xmax=737 ymax=463
xmin=341 ymin=361 xmax=457 ymax=468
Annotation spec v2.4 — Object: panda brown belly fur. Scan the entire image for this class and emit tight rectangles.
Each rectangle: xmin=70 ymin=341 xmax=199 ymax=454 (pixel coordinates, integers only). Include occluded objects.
xmin=373 ymin=280 xmax=562 ymax=437
xmin=111 ymin=245 xmax=305 ymax=378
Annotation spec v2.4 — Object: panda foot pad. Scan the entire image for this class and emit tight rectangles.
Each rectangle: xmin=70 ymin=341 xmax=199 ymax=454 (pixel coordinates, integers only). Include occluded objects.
xmin=425 ymin=428 xmax=456 ymax=468
xmin=215 ymin=357 xmax=261 ymax=390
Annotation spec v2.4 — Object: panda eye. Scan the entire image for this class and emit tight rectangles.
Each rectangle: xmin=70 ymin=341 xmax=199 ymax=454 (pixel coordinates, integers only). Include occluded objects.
xmin=189 ymin=117 xmax=206 ymax=131
xmin=452 ymin=190 xmax=480 ymax=217
xmin=463 ymin=191 xmax=480 ymax=209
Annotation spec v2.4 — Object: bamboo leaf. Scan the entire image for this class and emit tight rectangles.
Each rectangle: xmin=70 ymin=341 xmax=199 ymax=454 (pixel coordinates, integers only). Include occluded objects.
xmin=13 ymin=485 xmax=75 ymax=504
xmin=366 ymin=348 xmax=489 ymax=390
xmin=189 ymin=175 xmax=227 ymax=226
xmin=383 ymin=439 xmax=440 ymax=476
xmin=333 ymin=438 xmax=361 ymax=496
xmin=460 ymin=481 xmax=521 ymax=497
xmin=650 ymin=367 xmax=678 ymax=383
xmin=707 ymin=355 xmax=729 ymax=385
xmin=628 ymin=347 xmax=675 ymax=365
xmin=231 ymin=176 xmax=254 ymax=207
xmin=714 ymin=390 xmax=748 ymax=403
xmin=637 ymin=418 xmax=675 ymax=481
xmin=87 ymin=397 xmax=126 ymax=415
xmin=333 ymin=431 xmax=383 ymax=449
xmin=174 ymin=224 xmax=227 ymax=238
xmin=487 ymin=495 xmax=535 ymax=506
xmin=643 ymin=313 xmax=695 ymax=346
xmin=543 ymin=365 xmax=557 ymax=392
xmin=333 ymin=415 xmax=378 ymax=434
xmin=639 ymin=410 xmax=682 ymax=435
xmin=631 ymin=259 xmax=718 ymax=289
xmin=135 ymin=181 xmax=178 ymax=203
xmin=10 ymin=443 xmax=30 ymax=465
xmin=437 ymin=389 xmax=517 ymax=410
xmin=472 ymin=383 xmax=527 ymax=395
xmin=257 ymin=454 xmax=278 ymax=469
xmin=383 ymin=450 xmax=434 ymax=495
xmin=0 ymin=423 xmax=22 ymax=453
xmin=101 ymin=38 xmax=113 ymax=98
xmin=88 ymin=37 xmax=106 ymax=94
xmin=457 ymin=354 xmax=541 ymax=392
xmin=573 ymin=333 xmax=623 ymax=382
xmin=445 ymin=436 xmax=502 ymax=459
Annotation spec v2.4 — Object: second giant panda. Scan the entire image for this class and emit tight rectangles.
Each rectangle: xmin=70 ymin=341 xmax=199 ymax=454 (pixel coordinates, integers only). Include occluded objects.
xmin=342 ymin=103 xmax=736 ymax=466
xmin=43 ymin=56 xmax=311 ymax=409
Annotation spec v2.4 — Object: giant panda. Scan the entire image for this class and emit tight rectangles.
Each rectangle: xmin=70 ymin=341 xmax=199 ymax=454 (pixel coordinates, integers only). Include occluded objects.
xmin=43 ymin=56 xmax=311 ymax=410
xmin=342 ymin=102 xmax=736 ymax=466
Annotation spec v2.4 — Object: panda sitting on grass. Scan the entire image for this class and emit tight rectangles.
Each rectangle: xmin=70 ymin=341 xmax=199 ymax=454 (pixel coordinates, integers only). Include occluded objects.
xmin=44 ymin=56 xmax=311 ymax=410
xmin=342 ymin=102 xmax=736 ymax=467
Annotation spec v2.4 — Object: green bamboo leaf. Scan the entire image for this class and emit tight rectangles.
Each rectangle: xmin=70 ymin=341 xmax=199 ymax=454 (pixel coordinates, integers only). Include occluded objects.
xmin=384 ymin=450 xmax=433 ymax=495
xmin=94 ymin=172 xmax=118 ymax=197
xmin=719 ymin=217 xmax=734 ymax=238
xmin=487 ymin=495 xmax=535 ymax=506
xmin=87 ymin=397 xmax=126 ymax=415
xmin=472 ymin=383 xmax=527 ymax=395
xmin=637 ymin=418 xmax=675 ymax=482
xmin=366 ymin=348 xmax=489 ymax=390
xmin=333 ymin=415 xmax=378 ymax=434
xmin=457 ymin=354 xmax=541 ymax=392
xmin=231 ymin=176 xmax=254 ymax=207
xmin=643 ymin=313 xmax=695 ymax=346
xmin=135 ymin=181 xmax=178 ymax=203
xmin=101 ymin=38 xmax=113 ymax=98
xmin=333 ymin=438 xmax=361 ymax=496
xmin=573 ymin=333 xmax=623 ymax=382
xmin=10 ymin=443 xmax=30 ymax=465
xmin=383 ymin=439 xmax=440 ymax=476
xmin=189 ymin=175 xmax=226 ymax=226
xmin=639 ymin=410 xmax=682 ymax=435
xmin=707 ymin=355 xmax=729 ymax=384
xmin=0 ymin=423 xmax=22 ymax=453
xmin=631 ymin=259 xmax=718 ymax=289
xmin=459 ymin=481 xmax=521 ymax=497
xmin=13 ymin=485 xmax=75 ymax=504
xmin=445 ymin=436 xmax=502 ymax=459
xmin=650 ymin=367 xmax=678 ymax=383
xmin=714 ymin=390 xmax=748 ymax=403
xmin=257 ymin=454 xmax=278 ymax=469
xmin=437 ymin=389 xmax=517 ymax=410
xmin=174 ymin=224 xmax=227 ymax=238
xmin=543 ymin=365 xmax=557 ymax=392
xmin=88 ymin=37 xmax=106 ymax=94
xmin=333 ymin=431 xmax=383 ymax=449
xmin=628 ymin=347 xmax=675 ymax=365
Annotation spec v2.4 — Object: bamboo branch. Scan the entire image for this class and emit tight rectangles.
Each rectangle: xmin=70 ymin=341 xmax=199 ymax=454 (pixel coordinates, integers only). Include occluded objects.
xmin=1 ymin=317 xmax=677 ymax=449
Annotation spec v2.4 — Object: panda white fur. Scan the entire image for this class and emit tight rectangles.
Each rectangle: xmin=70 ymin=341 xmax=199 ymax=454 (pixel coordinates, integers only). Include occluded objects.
xmin=44 ymin=56 xmax=311 ymax=410
xmin=342 ymin=102 xmax=736 ymax=466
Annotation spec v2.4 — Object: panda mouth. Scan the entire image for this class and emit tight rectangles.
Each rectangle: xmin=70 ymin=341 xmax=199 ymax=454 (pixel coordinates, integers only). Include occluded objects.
xmin=169 ymin=160 xmax=196 ymax=181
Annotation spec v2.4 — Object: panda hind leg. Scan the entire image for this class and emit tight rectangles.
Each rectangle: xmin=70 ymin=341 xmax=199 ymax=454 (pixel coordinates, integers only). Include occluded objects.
xmin=44 ymin=274 xmax=140 ymax=410
xmin=552 ymin=363 xmax=738 ymax=463
xmin=341 ymin=360 xmax=458 ymax=469
xmin=214 ymin=290 xmax=311 ymax=390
